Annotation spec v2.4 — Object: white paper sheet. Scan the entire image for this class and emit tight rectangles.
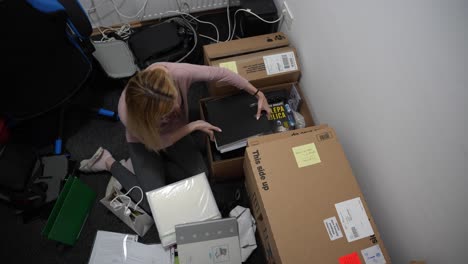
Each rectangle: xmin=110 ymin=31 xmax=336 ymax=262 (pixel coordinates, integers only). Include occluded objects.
xmin=88 ymin=231 xmax=171 ymax=264
xmin=88 ymin=231 xmax=138 ymax=264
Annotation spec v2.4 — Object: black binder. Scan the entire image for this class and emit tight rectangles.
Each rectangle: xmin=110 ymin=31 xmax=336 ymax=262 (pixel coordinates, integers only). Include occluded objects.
xmin=204 ymin=93 xmax=271 ymax=153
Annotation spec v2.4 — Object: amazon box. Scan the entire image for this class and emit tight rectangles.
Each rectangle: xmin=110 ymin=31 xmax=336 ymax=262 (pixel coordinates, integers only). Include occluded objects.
xmin=243 ymin=127 xmax=391 ymax=264
xmin=203 ymin=32 xmax=301 ymax=96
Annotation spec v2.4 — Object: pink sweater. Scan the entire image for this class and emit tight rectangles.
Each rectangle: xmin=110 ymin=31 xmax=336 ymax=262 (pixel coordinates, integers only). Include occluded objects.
xmin=118 ymin=62 xmax=251 ymax=148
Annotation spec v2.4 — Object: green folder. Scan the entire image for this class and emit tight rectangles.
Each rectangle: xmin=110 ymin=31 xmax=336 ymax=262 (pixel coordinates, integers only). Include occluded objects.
xmin=42 ymin=176 xmax=96 ymax=245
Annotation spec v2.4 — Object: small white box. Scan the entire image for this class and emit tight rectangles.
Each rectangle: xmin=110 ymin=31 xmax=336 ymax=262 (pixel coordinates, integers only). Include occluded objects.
xmin=146 ymin=173 xmax=221 ymax=247
xmin=176 ymin=218 xmax=242 ymax=264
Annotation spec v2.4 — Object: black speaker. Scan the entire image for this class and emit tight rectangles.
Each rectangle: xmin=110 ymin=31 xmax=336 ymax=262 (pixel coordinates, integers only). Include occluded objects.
xmin=239 ymin=0 xmax=279 ymax=38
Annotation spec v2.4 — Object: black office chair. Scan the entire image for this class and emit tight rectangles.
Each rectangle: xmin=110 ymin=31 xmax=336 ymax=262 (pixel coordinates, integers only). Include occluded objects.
xmin=1 ymin=0 xmax=118 ymax=154
xmin=0 ymin=0 xmax=116 ymax=214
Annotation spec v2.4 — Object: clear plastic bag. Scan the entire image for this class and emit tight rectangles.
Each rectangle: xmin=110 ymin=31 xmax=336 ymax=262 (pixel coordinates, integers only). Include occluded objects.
xmin=293 ymin=111 xmax=306 ymax=129
xmin=146 ymin=172 xmax=221 ymax=247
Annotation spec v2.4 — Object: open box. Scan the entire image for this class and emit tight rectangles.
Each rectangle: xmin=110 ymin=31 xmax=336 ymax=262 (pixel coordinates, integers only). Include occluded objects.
xmin=199 ymin=82 xmax=315 ymax=182
xmin=203 ymin=32 xmax=301 ymax=97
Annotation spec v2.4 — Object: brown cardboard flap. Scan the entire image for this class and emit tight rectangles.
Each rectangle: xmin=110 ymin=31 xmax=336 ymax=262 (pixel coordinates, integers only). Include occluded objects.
xmin=247 ymin=124 xmax=329 ymax=147
xmin=203 ymin=32 xmax=289 ymax=61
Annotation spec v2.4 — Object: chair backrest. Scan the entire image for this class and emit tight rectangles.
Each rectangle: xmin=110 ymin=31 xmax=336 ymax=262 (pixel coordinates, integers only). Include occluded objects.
xmin=1 ymin=0 xmax=94 ymax=120
xmin=27 ymin=0 xmax=95 ymax=61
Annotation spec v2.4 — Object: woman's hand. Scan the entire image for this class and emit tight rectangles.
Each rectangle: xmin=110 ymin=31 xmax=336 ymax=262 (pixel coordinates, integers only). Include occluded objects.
xmin=255 ymin=91 xmax=271 ymax=120
xmin=189 ymin=120 xmax=222 ymax=141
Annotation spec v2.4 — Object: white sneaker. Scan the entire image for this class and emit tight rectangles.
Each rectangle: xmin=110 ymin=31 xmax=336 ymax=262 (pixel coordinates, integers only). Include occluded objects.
xmin=105 ymin=176 xmax=123 ymax=197
xmin=79 ymin=147 xmax=104 ymax=172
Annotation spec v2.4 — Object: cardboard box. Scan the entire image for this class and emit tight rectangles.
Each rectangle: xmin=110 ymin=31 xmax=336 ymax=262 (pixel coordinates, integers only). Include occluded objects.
xmin=247 ymin=124 xmax=329 ymax=147
xmin=243 ymin=127 xmax=391 ymax=264
xmin=203 ymin=32 xmax=301 ymax=96
xmin=200 ymin=82 xmax=314 ymax=182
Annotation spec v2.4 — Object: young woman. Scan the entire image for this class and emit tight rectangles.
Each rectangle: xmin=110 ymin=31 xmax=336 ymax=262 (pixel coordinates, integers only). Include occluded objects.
xmin=78 ymin=62 xmax=271 ymax=213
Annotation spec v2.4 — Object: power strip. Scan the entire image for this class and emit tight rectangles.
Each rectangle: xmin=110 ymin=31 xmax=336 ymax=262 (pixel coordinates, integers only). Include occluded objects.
xmin=85 ymin=0 xmax=241 ymax=28
xmin=142 ymin=0 xmax=241 ymax=20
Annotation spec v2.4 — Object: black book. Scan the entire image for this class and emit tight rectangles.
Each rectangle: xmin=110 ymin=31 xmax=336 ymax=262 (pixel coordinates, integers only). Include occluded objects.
xmin=204 ymin=93 xmax=271 ymax=153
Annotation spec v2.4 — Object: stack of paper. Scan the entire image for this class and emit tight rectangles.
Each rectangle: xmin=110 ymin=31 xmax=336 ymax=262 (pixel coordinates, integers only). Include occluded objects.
xmin=88 ymin=230 xmax=172 ymax=264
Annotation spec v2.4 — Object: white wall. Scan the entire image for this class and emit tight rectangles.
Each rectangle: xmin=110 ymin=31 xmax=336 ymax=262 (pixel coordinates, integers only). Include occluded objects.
xmin=274 ymin=0 xmax=468 ymax=263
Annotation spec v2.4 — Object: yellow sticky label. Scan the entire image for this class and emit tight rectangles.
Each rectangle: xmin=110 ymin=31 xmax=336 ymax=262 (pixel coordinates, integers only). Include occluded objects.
xmin=292 ymin=143 xmax=321 ymax=168
xmin=219 ymin=61 xmax=238 ymax=73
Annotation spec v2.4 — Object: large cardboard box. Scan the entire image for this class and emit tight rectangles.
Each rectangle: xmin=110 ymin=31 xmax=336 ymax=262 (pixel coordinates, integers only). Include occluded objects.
xmin=243 ymin=126 xmax=391 ymax=264
xmin=199 ymin=82 xmax=314 ymax=182
xmin=203 ymin=32 xmax=301 ymax=96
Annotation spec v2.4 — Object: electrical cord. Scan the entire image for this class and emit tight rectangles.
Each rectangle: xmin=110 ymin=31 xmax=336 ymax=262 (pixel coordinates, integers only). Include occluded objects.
xmin=94 ymin=24 xmax=132 ymax=41
xmin=176 ymin=0 xmax=190 ymax=13
xmin=85 ymin=0 xmax=108 ymax=12
xmin=164 ymin=10 xmax=219 ymax=43
xmin=89 ymin=2 xmax=286 ymax=63
xmin=163 ymin=17 xmax=198 ymax=63
xmin=102 ymin=24 xmax=132 ymax=39
xmin=86 ymin=0 xmax=148 ymax=20
xmin=86 ymin=2 xmax=220 ymax=43
xmin=199 ymin=34 xmax=218 ymax=43
xmin=110 ymin=186 xmax=144 ymax=214
xmin=225 ymin=0 xmax=231 ymax=42
xmin=230 ymin=8 xmax=284 ymax=41
xmin=109 ymin=0 xmax=148 ymax=20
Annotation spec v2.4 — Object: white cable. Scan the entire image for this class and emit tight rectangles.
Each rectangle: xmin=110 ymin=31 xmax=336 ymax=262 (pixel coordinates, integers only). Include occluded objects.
xmin=230 ymin=9 xmax=284 ymax=41
xmin=165 ymin=10 xmax=219 ymax=43
xmin=200 ymin=34 xmax=218 ymax=43
xmin=95 ymin=23 xmax=133 ymax=41
xmin=110 ymin=186 xmax=144 ymax=210
xmin=225 ymin=0 xmax=231 ymax=42
xmin=106 ymin=24 xmax=132 ymax=39
xmin=176 ymin=0 xmax=191 ymax=13
xmin=96 ymin=26 xmax=111 ymax=41
xmin=109 ymin=0 xmax=148 ymax=20
xmin=165 ymin=17 xmax=198 ymax=63
xmin=243 ymin=9 xmax=284 ymax=24
xmin=86 ymin=0 xmax=148 ymax=20
xmin=85 ymin=0 xmax=107 ymax=11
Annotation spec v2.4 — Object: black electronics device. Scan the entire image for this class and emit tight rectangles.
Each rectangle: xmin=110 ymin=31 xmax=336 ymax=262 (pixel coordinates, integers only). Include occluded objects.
xmin=239 ymin=0 xmax=279 ymax=37
xmin=128 ymin=21 xmax=197 ymax=69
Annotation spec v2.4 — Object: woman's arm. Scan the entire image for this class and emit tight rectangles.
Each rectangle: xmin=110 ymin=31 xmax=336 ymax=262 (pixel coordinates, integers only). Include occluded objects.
xmin=172 ymin=63 xmax=271 ymax=118
xmin=160 ymin=120 xmax=222 ymax=149
xmin=174 ymin=63 xmax=260 ymax=95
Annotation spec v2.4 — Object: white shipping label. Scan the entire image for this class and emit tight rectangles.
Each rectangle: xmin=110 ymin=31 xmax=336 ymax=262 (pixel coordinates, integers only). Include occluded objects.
xmin=263 ymin=52 xmax=298 ymax=75
xmin=335 ymin=197 xmax=375 ymax=242
xmin=323 ymin=216 xmax=343 ymax=241
xmin=361 ymin=245 xmax=386 ymax=264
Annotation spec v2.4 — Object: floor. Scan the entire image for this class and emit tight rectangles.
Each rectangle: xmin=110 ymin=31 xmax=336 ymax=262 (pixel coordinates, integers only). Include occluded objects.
xmin=0 ymin=10 xmax=268 ymax=264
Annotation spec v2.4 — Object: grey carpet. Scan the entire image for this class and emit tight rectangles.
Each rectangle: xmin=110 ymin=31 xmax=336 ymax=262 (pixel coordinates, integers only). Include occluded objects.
xmin=1 ymin=71 xmax=265 ymax=264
